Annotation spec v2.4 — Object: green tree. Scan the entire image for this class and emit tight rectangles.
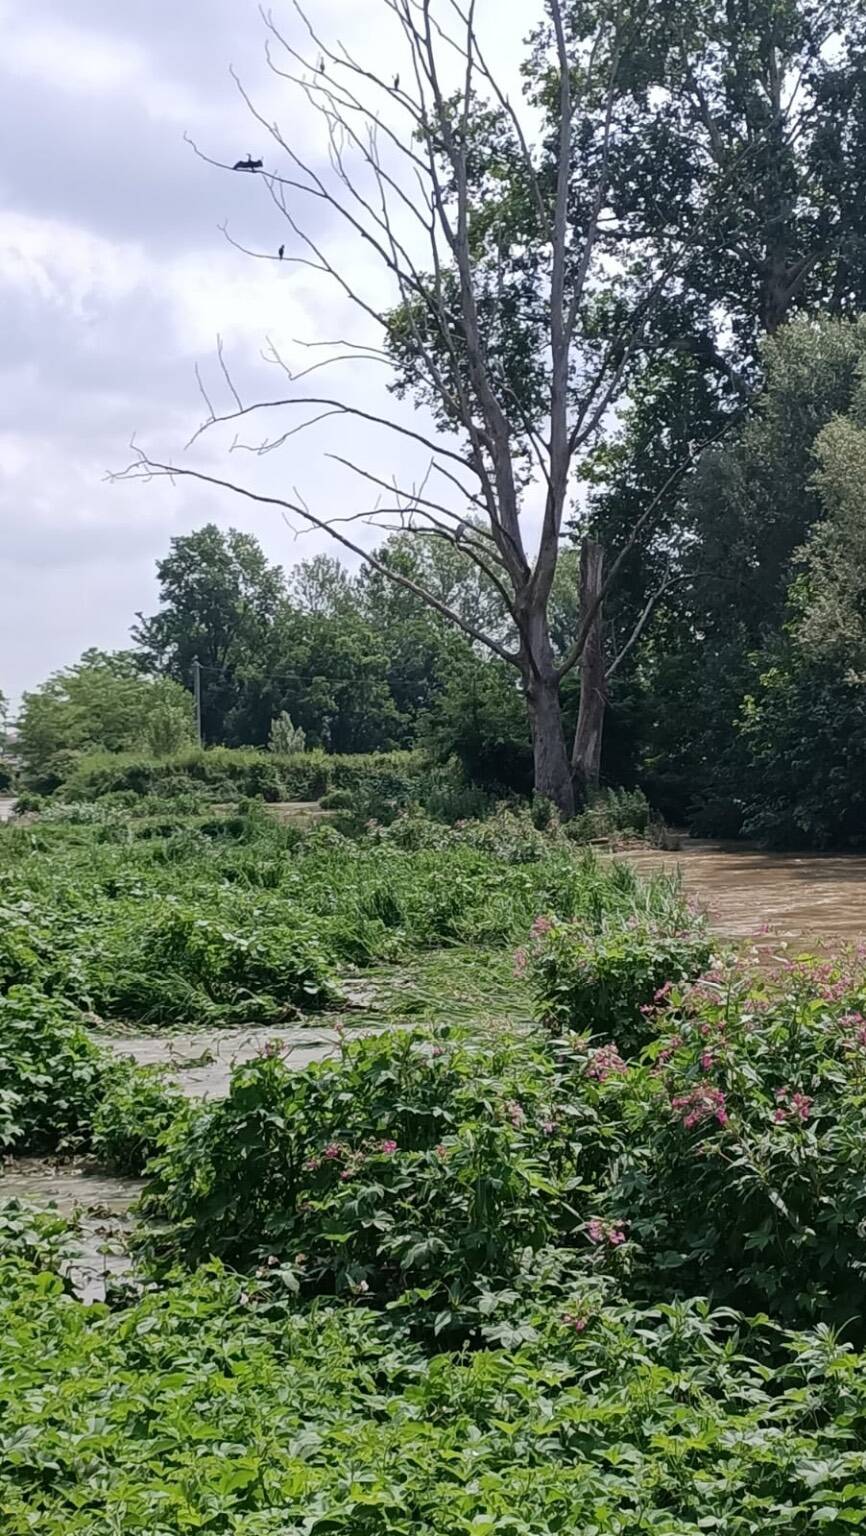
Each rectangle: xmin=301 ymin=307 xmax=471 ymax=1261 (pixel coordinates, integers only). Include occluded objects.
xmin=126 ymin=0 xmax=753 ymax=816
xmin=227 ymin=601 xmax=404 ymax=755
xmin=18 ymin=651 xmax=193 ymax=788
xmin=421 ymin=656 xmax=533 ymax=794
xmin=735 ymin=391 xmax=866 ymax=846
xmin=637 ymin=317 xmax=866 ymax=839
xmin=133 ymin=525 xmax=286 ymax=744
xmin=268 ymin=711 xmax=307 ymax=754
xmin=286 ymin=554 xmax=357 ymax=619
xmin=565 ymin=0 xmax=866 ymax=775
xmin=145 ymin=700 xmax=195 ymax=759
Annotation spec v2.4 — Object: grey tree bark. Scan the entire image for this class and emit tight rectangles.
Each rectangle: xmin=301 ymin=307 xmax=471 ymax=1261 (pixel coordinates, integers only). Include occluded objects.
xmin=572 ymin=539 xmax=607 ymax=797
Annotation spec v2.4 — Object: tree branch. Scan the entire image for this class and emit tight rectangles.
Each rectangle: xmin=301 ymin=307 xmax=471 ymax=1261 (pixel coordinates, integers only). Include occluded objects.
xmin=110 ymin=453 xmax=521 ymax=665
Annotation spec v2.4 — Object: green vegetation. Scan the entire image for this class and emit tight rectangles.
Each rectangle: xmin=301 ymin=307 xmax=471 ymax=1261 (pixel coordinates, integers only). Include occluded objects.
xmin=6 ymin=1254 xmax=866 ymax=1535
xmin=6 ymin=1 xmax=866 ymax=1524
xmin=55 ymin=744 xmax=410 ymax=804
xmin=0 ymin=804 xmax=676 ymax=1027
xmin=0 ymin=987 xmax=178 ymax=1169
xmin=17 ymin=649 xmax=194 ymax=792
xmin=18 ymin=323 xmax=866 ymax=849
xmin=3 ymin=782 xmax=866 ymax=1530
xmin=139 ymin=947 xmax=866 ymax=1332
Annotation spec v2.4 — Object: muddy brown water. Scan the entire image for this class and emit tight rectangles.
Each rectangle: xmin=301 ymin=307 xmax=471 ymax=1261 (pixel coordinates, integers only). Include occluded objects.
xmin=624 ymin=838 xmax=866 ymax=948
xmin=5 ymin=836 xmax=866 ymax=1296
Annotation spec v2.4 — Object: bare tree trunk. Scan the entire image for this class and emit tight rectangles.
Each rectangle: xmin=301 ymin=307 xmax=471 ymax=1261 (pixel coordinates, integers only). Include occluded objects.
xmin=572 ymin=539 xmax=607 ymax=798
xmin=527 ymin=673 xmax=575 ymax=817
xmin=523 ymin=609 xmax=575 ymax=818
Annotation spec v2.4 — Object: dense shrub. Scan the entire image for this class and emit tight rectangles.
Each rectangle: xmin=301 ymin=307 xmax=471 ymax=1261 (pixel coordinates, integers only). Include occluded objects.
xmin=0 ymin=987 xmax=178 ymax=1167
xmin=6 ymin=1253 xmax=866 ymax=1534
xmin=1 ymin=809 xmax=684 ymax=1026
xmin=268 ymin=710 xmax=306 ymax=754
xmin=138 ymin=1028 xmax=581 ymax=1302
xmin=104 ymin=904 xmax=341 ymax=1025
xmin=58 ymin=746 xmax=427 ymax=805
xmin=597 ymin=955 xmax=866 ymax=1322
xmin=566 ymin=786 xmax=653 ymax=843
xmin=140 ymin=953 xmax=866 ymax=1332
xmin=0 ymin=1201 xmax=73 ymax=1272
xmin=527 ymin=910 xmax=712 ymax=1049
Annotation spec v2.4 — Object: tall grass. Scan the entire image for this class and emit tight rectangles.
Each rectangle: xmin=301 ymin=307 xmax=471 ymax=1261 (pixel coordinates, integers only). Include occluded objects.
xmin=0 ymin=810 xmax=692 ymax=1028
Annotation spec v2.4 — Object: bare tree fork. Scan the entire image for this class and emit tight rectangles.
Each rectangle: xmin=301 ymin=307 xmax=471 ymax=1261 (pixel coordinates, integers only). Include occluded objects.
xmin=120 ymin=0 xmax=764 ymax=815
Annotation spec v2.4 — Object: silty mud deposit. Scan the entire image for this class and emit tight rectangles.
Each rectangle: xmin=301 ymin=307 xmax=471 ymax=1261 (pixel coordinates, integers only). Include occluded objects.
xmin=0 ymin=1161 xmax=145 ymax=1302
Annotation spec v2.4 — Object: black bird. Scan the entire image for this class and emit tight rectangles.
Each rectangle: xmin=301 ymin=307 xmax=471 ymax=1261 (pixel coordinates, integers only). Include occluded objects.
xmin=393 ymin=74 xmax=400 ymax=90
xmin=318 ymin=55 xmax=325 ymax=73
xmin=233 ymin=155 xmax=263 ymax=171
xmin=278 ymin=244 xmax=285 ymax=260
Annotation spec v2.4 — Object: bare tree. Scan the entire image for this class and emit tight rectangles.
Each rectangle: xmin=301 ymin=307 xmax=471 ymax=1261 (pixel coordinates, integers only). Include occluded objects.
xmin=116 ymin=0 xmax=719 ymax=816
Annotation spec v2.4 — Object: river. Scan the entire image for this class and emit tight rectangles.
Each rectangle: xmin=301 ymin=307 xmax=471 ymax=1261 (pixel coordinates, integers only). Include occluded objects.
xmin=625 ymin=838 xmax=866 ymax=948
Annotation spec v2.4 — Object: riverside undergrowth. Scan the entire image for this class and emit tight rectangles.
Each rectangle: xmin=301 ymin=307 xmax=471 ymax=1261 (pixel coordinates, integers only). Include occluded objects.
xmin=0 ymin=987 xmax=180 ymax=1172
xmin=0 ymin=807 xmax=691 ymax=1027
xmin=8 ymin=800 xmax=866 ymax=1532
xmin=140 ymin=950 xmax=866 ymax=1335
xmin=3 ymin=1242 xmax=866 ymax=1534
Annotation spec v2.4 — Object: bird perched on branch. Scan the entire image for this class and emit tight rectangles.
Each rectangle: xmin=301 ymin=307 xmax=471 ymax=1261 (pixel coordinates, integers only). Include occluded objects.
xmin=318 ymin=55 xmax=326 ymax=73
xmin=278 ymin=244 xmax=285 ymax=260
xmin=233 ymin=155 xmax=263 ymax=171
xmin=393 ymin=74 xmax=400 ymax=90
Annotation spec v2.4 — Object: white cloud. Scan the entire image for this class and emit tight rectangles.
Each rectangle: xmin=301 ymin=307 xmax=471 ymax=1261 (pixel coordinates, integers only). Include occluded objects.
xmin=0 ymin=0 xmax=542 ymax=702
xmin=3 ymin=15 xmax=202 ymax=123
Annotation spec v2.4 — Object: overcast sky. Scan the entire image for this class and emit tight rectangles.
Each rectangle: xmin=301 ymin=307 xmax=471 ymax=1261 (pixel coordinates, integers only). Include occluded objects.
xmin=0 ymin=0 xmax=535 ymax=708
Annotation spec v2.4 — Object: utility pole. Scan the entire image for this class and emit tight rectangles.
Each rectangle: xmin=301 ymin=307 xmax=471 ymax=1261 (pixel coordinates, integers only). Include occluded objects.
xmin=192 ymin=656 xmax=203 ymax=748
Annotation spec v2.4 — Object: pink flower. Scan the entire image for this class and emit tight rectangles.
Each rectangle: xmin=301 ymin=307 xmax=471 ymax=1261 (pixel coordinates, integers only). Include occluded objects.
xmin=303 ymin=1155 xmax=321 ymax=1172
xmin=562 ymin=1310 xmax=588 ymax=1332
xmin=531 ymin=914 xmax=553 ymax=938
xmin=586 ymin=1217 xmax=626 ymax=1247
xmin=339 ymin=1169 xmax=352 ymax=1181
xmin=541 ymin=1119 xmax=556 ymax=1136
xmin=773 ymin=1087 xmax=812 ymax=1124
xmin=656 ymin=1035 xmax=683 ymax=1066
xmin=700 ymin=1051 xmax=715 ymax=1072
xmin=513 ymin=947 xmax=528 ymax=978
xmin=434 ymin=1143 xmax=448 ymax=1158
xmin=586 ymin=1043 xmax=627 ymax=1082
xmin=379 ymin=1139 xmax=398 ymax=1154
xmin=504 ymin=1099 xmax=525 ymax=1128
xmin=654 ymin=981 xmax=673 ymax=1003
xmin=324 ymin=1142 xmax=344 ymax=1161
xmin=671 ymin=1085 xmax=728 ymax=1129
xmin=790 ymin=1091 xmax=812 ymax=1122
xmin=260 ymin=1039 xmax=288 ymax=1059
